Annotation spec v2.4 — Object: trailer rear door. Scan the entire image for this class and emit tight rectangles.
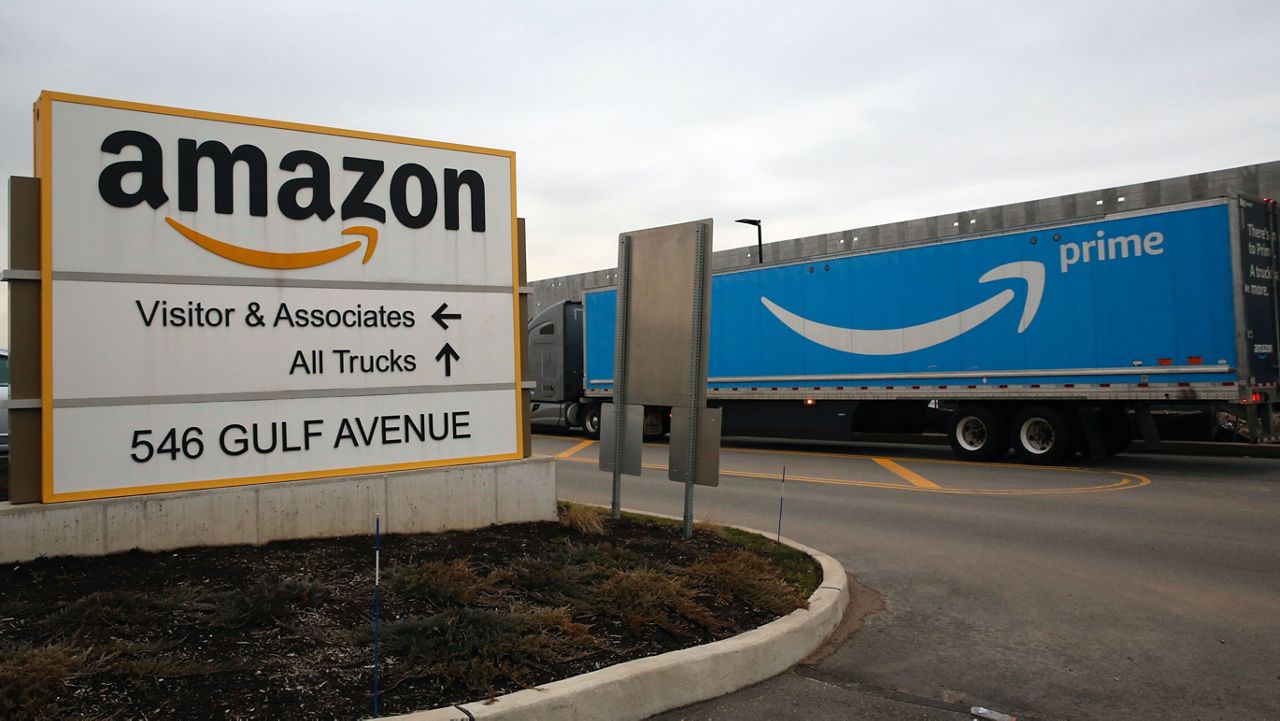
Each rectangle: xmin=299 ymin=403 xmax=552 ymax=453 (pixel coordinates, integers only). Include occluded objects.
xmin=1237 ymin=197 xmax=1280 ymax=386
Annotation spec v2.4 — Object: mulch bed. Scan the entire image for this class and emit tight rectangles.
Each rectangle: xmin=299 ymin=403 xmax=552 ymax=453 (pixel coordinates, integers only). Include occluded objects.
xmin=0 ymin=508 xmax=819 ymax=720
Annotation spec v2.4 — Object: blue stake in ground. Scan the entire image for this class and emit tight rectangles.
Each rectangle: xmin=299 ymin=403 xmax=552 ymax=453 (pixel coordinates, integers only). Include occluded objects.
xmin=373 ymin=515 xmax=382 ymax=717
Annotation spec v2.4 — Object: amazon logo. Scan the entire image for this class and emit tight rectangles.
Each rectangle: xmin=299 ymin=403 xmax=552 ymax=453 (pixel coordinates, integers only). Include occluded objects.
xmin=96 ymin=131 xmax=486 ymax=269
xmin=762 ymin=261 xmax=1045 ymax=355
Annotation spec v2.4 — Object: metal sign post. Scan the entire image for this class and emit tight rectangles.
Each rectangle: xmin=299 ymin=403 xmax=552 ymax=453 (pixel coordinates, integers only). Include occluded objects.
xmin=609 ymin=235 xmax=633 ymax=519
xmin=681 ymin=222 xmax=711 ymax=538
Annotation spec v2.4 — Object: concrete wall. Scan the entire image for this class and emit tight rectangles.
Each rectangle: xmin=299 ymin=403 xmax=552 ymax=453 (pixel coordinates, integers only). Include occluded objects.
xmin=0 ymin=457 xmax=555 ymax=564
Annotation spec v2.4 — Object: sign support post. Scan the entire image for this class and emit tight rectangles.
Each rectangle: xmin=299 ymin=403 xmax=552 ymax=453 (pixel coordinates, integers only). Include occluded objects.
xmin=610 ymin=235 xmax=632 ymax=519
xmin=680 ymin=222 xmax=710 ymax=538
xmin=4 ymin=176 xmax=42 ymax=504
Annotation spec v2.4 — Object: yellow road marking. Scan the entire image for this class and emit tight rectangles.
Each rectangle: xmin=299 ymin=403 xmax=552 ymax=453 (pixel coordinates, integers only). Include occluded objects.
xmin=872 ymin=457 xmax=942 ymax=489
xmin=556 ymin=439 xmax=596 ymax=459
xmin=727 ymin=444 xmax=1098 ymax=474
xmin=534 ymin=434 xmax=1153 ymax=496
xmin=552 ymin=454 xmax=1151 ymax=496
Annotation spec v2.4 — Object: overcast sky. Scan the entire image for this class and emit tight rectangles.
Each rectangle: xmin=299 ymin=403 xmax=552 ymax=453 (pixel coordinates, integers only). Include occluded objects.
xmin=2 ymin=0 xmax=1279 ymax=305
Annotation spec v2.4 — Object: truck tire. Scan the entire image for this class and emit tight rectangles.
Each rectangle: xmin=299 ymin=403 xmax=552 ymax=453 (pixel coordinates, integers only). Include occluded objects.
xmin=947 ymin=405 xmax=1008 ymax=461
xmin=565 ymin=402 xmax=583 ymax=428
xmin=582 ymin=404 xmax=601 ymax=440
xmin=1010 ymin=405 xmax=1073 ymax=465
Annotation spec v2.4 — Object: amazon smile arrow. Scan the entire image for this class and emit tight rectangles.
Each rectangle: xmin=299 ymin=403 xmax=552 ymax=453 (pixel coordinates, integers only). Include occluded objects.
xmin=762 ymin=260 xmax=1045 ymax=356
xmin=166 ymin=217 xmax=379 ymax=270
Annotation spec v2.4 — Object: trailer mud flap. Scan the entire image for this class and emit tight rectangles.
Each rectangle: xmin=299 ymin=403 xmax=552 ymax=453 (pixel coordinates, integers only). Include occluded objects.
xmin=1135 ymin=404 xmax=1161 ymax=449
xmin=1077 ymin=407 xmax=1108 ymax=461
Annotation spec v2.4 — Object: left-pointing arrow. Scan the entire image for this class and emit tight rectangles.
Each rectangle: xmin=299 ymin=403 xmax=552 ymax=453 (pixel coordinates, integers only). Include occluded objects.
xmin=432 ymin=302 xmax=462 ymax=330
xmin=435 ymin=343 xmax=461 ymax=377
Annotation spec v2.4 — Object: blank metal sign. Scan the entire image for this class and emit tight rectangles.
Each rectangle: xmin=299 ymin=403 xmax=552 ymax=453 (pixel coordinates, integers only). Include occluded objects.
xmin=620 ymin=220 xmax=713 ymax=408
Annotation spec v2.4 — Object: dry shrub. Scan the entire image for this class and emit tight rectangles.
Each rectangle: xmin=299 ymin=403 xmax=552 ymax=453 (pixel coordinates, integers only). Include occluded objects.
xmin=0 ymin=640 xmax=219 ymax=719
xmin=544 ymin=540 xmax=644 ymax=572
xmin=0 ymin=645 xmax=87 ymax=719
xmin=560 ymin=503 xmax=606 ymax=536
xmin=45 ymin=590 xmax=177 ymax=635
xmin=693 ymin=510 xmax=725 ymax=535
xmin=508 ymin=557 xmax=598 ymax=606
xmin=509 ymin=603 xmax=591 ymax=641
xmin=213 ymin=575 xmax=330 ymax=628
xmin=511 ymin=542 xmax=647 ymax=610
xmin=391 ymin=559 xmax=507 ymax=608
xmin=95 ymin=651 xmax=212 ymax=678
xmin=381 ymin=605 xmax=592 ymax=694
xmin=715 ymin=528 xmax=822 ymax=595
xmin=683 ymin=549 xmax=808 ymax=616
xmin=592 ymin=569 xmax=726 ymax=636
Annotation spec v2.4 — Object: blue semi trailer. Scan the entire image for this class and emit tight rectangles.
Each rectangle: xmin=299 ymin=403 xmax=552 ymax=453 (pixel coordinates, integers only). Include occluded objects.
xmin=529 ymin=197 xmax=1280 ymax=463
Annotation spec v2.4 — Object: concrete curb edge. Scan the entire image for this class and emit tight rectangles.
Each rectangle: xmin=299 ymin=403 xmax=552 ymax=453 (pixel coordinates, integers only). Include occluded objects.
xmin=386 ymin=508 xmax=850 ymax=721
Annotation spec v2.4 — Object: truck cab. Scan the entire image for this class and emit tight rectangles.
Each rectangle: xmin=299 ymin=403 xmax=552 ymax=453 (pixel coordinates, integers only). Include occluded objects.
xmin=528 ymin=301 xmax=588 ymax=432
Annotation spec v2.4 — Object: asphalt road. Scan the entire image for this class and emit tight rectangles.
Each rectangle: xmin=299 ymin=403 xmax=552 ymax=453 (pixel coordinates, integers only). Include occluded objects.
xmin=536 ymin=433 xmax=1280 ymax=721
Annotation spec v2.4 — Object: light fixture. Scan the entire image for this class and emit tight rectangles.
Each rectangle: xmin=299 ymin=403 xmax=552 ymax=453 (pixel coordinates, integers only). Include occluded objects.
xmin=735 ymin=218 xmax=763 ymax=264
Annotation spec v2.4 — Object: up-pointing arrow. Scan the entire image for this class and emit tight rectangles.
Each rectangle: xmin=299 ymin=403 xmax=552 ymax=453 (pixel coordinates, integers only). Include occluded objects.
xmin=435 ymin=343 xmax=461 ymax=377
xmin=432 ymin=302 xmax=462 ymax=330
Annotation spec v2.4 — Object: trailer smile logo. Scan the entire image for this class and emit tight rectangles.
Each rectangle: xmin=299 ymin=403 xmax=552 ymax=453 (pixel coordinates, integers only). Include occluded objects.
xmin=762 ymin=261 xmax=1045 ymax=355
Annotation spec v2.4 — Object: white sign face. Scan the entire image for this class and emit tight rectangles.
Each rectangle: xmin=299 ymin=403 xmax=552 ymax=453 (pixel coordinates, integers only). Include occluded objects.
xmin=36 ymin=92 xmax=523 ymax=501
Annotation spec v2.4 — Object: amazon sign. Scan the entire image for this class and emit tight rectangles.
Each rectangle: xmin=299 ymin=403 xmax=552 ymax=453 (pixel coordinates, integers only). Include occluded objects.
xmin=34 ymin=92 xmax=522 ymax=502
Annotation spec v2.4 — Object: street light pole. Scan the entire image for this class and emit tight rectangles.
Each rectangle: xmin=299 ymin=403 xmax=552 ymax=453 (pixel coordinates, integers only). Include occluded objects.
xmin=735 ymin=218 xmax=763 ymax=264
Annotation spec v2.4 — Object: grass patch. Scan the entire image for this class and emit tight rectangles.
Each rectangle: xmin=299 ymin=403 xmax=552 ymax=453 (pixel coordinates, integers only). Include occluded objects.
xmin=559 ymin=503 xmax=607 ymax=536
xmin=615 ymin=512 xmax=822 ymax=597
xmin=716 ymin=527 xmax=822 ymax=596
xmin=620 ymin=510 xmax=682 ymax=528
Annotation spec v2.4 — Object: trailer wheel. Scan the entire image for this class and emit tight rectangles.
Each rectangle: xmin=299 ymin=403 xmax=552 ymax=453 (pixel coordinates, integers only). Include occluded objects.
xmin=582 ymin=404 xmax=601 ymax=440
xmin=1010 ymin=405 xmax=1072 ymax=465
xmin=947 ymin=405 xmax=1008 ymax=461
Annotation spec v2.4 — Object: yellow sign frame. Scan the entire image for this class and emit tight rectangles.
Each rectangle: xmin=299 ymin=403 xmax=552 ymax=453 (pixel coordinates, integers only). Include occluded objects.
xmin=33 ymin=91 xmax=524 ymax=502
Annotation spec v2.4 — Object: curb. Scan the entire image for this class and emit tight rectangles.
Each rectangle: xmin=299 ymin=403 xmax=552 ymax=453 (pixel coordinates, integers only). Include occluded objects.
xmin=385 ymin=512 xmax=850 ymax=721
